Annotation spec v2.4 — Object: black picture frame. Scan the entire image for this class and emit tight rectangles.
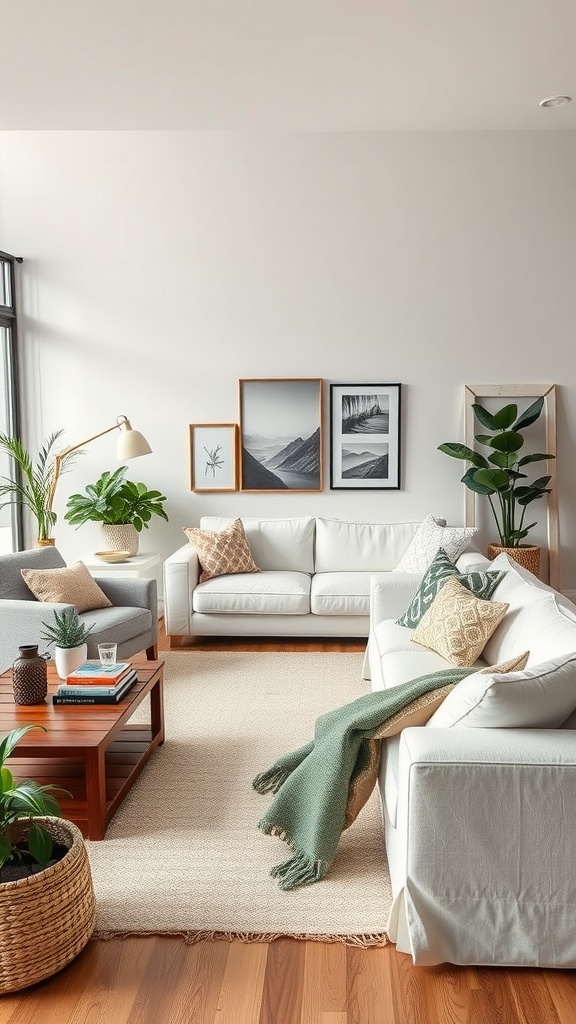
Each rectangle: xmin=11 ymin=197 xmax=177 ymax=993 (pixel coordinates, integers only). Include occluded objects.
xmin=330 ymin=383 xmax=402 ymax=489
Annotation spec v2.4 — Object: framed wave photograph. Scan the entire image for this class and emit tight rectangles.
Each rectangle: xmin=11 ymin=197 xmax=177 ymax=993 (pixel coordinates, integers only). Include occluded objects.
xmin=330 ymin=383 xmax=401 ymax=489
xmin=189 ymin=423 xmax=239 ymax=492
xmin=239 ymin=378 xmax=323 ymax=492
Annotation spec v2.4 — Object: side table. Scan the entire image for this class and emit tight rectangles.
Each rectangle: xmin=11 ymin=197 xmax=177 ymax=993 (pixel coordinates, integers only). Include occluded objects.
xmin=82 ymin=552 xmax=163 ymax=617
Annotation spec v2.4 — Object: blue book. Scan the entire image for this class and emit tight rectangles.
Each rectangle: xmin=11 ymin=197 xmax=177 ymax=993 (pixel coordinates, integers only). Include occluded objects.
xmin=66 ymin=661 xmax=132 ymax=684
xmin=57 ymin=670 xmax=137 ymax=697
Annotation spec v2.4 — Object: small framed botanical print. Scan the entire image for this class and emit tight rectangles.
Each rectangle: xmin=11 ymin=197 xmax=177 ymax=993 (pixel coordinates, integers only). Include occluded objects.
xmin=330 ymin=383 xmax=401 ymax=489
xmin=189 ymin=423 xmax=239 ymax=492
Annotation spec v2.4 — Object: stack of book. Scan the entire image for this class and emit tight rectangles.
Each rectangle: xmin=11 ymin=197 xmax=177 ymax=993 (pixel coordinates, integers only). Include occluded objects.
xmin=53 ymin=661 xmax=137 ymax=705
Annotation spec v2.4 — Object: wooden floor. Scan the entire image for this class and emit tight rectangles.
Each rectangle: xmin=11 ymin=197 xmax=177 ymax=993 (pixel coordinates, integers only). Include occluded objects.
xmin=3 ymin=626 xmax=575 ymax=1023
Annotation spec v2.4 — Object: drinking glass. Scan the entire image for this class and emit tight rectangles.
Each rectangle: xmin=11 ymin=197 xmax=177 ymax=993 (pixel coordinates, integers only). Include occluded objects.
xmin=98 ymin=642 xmax=118 ymax=671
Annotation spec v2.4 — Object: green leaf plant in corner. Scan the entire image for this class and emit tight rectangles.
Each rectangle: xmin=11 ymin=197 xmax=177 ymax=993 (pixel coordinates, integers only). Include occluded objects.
xmin=0 ymin=725 xmax=69 ymax=874
xmin=438 ymin=396 xmax=554 ymax=548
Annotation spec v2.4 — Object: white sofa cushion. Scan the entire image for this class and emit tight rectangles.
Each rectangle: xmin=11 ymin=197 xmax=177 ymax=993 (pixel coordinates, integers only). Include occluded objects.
xmin=393 ymin=515 xmax=477 ymax=573
xmin=314 ymin=518 xmax=424 ymax=573
xmin=199 ymin=517 xmax=315 ymax=573
xmin=310 ymin=572 xmax=372 ymax=616
xmin=428 ymin=651 xmax=576 ymax=729
xmin=192 ymin=571 xmax=311 ymax=615
xmin=484 ymin=588 xmax=576 ymax=668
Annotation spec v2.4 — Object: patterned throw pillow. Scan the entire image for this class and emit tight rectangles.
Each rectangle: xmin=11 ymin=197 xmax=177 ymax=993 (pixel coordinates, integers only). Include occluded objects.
xmin=397 ymin=547 xmax=505 ymax=628
xmin=412 ymin=576 xmax=509 ymax=667
xmin=21 ymin=560 xmax=112 ymax=613
xmin=183 ymin=518 xmax=260 ymax=583
xmin=394 ymin=515 xmax=478 ymax=573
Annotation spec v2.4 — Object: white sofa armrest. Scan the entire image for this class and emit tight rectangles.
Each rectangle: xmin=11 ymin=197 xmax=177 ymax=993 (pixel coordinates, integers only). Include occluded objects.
xmin=370 ymin=573 xmax=422 ymax=627
xmin=392 ymin=726 xmax=576 ymax=966
xmin=163 ymin=543 xmax=200 ymax=637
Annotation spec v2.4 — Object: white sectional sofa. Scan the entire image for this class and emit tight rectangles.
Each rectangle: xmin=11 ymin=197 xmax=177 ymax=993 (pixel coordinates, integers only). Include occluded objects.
xmin=163 ymin=515 xmax=474 ymax=643
xmin=366 ymin=552 xmax=576 ymax=967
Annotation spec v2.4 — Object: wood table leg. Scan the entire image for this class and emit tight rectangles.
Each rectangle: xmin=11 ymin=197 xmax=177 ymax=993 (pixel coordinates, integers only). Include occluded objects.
xmin=150 ymin=673 xmax=165 ymax=745
xmin=85 ymin=745 xmax=107 ymax=840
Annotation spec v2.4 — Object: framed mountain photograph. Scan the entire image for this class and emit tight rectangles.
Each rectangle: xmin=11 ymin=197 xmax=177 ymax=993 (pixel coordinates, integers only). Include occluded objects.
xmin=239 ymin=378 xmax=323 ymax=492
xmin=330 ymin=383 xmax=401 ymax=489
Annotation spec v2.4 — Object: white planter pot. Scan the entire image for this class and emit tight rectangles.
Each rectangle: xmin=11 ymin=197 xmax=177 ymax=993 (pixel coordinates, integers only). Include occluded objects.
xmin=99 ymin=523 xmax=139 ymax=556
xmin=54 ymin=643 xmax=88 ymax=681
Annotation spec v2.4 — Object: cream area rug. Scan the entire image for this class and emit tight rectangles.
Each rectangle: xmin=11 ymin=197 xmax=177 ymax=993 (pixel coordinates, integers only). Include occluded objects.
xmin=87 ymin=651 xmax=392 ymax=945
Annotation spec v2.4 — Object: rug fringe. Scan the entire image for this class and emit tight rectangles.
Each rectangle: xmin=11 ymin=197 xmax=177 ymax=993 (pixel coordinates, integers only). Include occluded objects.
xmin=91 ymin=928 xmax=390 ymax=947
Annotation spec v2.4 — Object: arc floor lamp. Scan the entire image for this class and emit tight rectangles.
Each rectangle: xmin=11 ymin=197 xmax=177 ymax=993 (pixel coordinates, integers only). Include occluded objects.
xmin=46 ymin=414 xmax=152 ymax=521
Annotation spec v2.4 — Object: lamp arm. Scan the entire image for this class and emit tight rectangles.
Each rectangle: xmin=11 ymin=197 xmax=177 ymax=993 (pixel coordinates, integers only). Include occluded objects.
xmin=46 ymin=421 xmax=124 ymax=516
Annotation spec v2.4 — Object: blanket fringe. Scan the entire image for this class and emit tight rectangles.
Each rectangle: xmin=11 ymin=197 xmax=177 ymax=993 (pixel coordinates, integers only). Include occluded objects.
xmin=259 ymin=819 xmax=328 ymax=890
xmin=252 ymin=765 xmax=292 ymax=794
xmin=91 ymin=928 xmax=389 ymax=947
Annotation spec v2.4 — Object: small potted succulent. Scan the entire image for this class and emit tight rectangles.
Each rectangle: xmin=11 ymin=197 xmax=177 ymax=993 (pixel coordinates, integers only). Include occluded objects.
xmin=0 ymin=724 xmax=95 ymax=992
xmin=40 ymin=608 xmax=94 ymax=679
xmin=64 ymin=464 xmax=169 ymax=555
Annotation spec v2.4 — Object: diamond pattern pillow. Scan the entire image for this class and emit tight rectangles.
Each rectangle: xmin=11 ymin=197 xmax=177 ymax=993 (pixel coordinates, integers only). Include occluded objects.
xmin=183 ymin=518 xmax=260 ymax=583
xmin=21 ymin=560 xmax=113 ymax=613
xmin=412 ymin=576 xmax=509 ymax=667
xmin=397 ymin=547 xmax=505 ymax=628
xmin=394 ymin=515 xmax=478 ymax=573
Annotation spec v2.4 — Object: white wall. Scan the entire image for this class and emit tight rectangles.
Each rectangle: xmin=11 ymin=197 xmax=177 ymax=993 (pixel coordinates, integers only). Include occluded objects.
xmin=0 ymin=131 xmax=575 ymax=587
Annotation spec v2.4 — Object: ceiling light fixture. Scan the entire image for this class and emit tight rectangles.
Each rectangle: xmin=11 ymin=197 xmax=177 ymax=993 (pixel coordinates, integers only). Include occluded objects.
xmin=539 ymin=95 xmax=572 ymax=108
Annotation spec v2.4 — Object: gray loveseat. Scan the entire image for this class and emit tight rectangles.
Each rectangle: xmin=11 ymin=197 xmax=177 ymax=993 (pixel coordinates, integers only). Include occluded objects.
xmin=0 ymin=546 xmax=158 ymax=672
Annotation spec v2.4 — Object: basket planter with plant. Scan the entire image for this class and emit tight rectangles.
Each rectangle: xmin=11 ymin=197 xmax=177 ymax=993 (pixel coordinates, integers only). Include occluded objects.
xmin=40 ymin=608 xmax=94 ymax=679
xmin=64 ymin=465 xmax=169 ymax=555
xmin=0 ymin=724 xmax=95 ymax=993
xmin=438 ymin=396 xmax=554 ymax=575
xmin=0 ymin=430 xmax=80 ymax=545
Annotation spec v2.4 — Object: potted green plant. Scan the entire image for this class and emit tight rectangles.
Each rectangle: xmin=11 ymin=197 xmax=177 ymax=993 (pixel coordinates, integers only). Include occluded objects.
xmin=40 ymin=608 xmax=94 ymax=679
xmin=438 ymin=396 xmax=554 ymax=574
xmin=0 ymin=724 xmax=95 ymax=993
xmin=64 ymin=465 xmax=168 ymax=555
xmin=0 ymin=430 xmax=80 ymax=545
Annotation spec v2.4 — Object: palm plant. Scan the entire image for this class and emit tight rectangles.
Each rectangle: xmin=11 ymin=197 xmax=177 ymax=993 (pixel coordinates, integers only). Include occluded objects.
xmin=0 ymin=431 xmax=80 ymax=542
xmin=438 ymin=397 xmax=554 ymax=548
xmin=0 ymin=725 xmax=67 ymax=870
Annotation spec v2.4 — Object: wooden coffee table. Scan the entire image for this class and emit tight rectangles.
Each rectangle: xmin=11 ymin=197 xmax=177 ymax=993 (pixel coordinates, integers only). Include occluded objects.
xmin=0 ymin=660 xmax=164 ymax=840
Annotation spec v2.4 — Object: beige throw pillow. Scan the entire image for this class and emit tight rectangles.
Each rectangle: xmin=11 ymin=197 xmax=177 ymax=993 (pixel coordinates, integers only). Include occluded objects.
xmin=183 ymin=518 xmax=260 ymax=583
xmin=21 ymin=560 xmax=112 ymax=613
xmin=412 ymin=576 xmax=509 ymax=667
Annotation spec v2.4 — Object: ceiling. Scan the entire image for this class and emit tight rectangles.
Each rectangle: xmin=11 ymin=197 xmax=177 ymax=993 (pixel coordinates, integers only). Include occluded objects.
xmin=1 ymin=1 xmax=575 ymax=131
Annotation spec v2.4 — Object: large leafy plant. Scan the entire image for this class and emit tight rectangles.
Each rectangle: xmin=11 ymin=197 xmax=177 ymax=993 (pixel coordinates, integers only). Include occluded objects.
xmin=0 ymin=431 xmax=79 ymax=541
xmin=0 ymin=725 xmax=67 ymax=870
xmin=64 ymin=465 xmax=168 ymax=532
xmin=438 ymin=397 xmax=554 ymax=548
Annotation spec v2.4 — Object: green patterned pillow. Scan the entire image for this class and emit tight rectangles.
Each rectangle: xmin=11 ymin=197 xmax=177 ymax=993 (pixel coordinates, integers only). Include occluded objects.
xmin=397 ymin=547 xmax=505 ymax=629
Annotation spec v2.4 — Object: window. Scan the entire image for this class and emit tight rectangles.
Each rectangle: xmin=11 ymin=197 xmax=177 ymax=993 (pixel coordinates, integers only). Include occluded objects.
xmin=0 ymin=249 xmax=23 ymax=552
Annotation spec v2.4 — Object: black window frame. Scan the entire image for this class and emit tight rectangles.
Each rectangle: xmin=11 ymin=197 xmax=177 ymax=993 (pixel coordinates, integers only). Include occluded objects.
xmin=0 ymin=249 xmax=24 ymax=549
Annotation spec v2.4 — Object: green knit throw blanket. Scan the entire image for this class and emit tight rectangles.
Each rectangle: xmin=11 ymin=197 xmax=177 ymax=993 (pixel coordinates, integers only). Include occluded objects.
xmin=253 ymin=667 xmax=473 ymax=891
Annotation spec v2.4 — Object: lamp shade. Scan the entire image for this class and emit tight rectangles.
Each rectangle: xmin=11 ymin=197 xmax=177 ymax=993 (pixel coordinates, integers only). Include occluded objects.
xmin=116 ymin=424 xmax=152 ymax=460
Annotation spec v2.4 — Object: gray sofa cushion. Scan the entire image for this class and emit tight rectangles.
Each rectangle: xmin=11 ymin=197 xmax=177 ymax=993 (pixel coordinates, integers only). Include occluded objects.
xmin=0 ymin=547 xmax=66 ymax=601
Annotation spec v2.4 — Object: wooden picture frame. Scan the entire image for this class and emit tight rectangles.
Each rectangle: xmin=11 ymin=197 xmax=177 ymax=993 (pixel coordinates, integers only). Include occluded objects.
xmin=464 ymin=384 xmax=558 ymax=588
xmin=329 ymin=383 xmax=401 ymax=489
xmin=239 ymin=378 xmax=323 ymax=492
xmin=189 ymin=423 xmax=239 ymax=492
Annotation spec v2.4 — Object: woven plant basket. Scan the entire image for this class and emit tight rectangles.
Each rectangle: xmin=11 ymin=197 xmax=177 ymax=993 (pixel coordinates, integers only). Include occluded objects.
xmin=99 ymin=523 xmax=139 ymax=556
xmin=487 ymin=544 xmax=541 ymax=578
xmin=0 ymin=817 xmax=95 ymax=994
